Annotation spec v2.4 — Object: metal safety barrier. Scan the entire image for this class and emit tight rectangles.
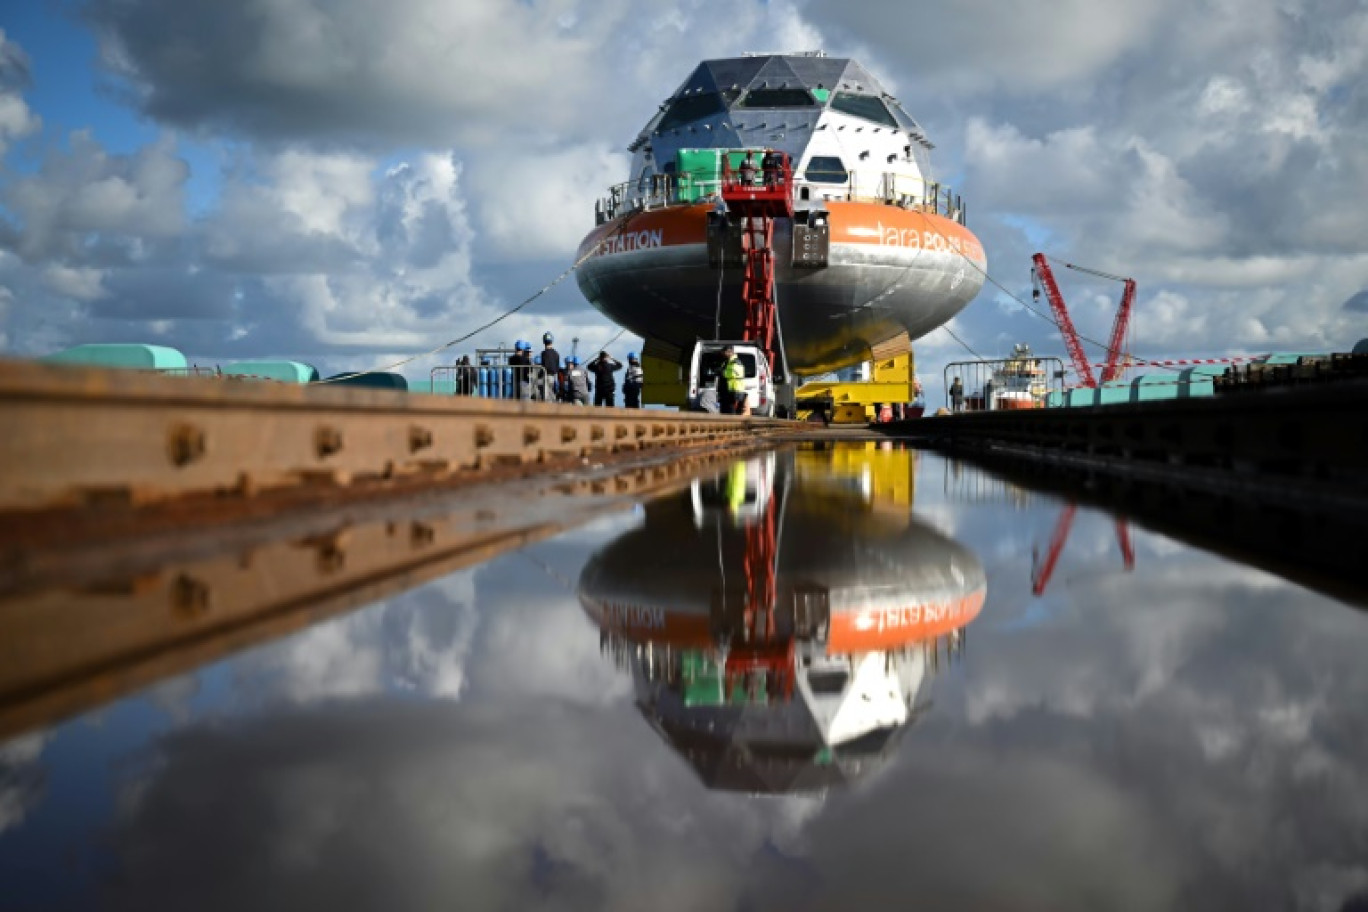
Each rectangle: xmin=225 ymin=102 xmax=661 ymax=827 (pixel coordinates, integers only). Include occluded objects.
xmin=943 ymin=357 xmax=1066 ymax=413
xmin=430 ymin=363 xmax=551 ymax=400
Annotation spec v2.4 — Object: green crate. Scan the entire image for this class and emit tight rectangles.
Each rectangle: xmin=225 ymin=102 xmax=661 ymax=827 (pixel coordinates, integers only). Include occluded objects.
xmin=223 ymin=360 xmax=320 ymax=383
xmin=41 ymin=343 xmax=189 ymax=371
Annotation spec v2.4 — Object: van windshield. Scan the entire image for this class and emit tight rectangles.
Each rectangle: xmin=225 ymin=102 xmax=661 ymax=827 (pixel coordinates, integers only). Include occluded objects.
xmin=699 ymin=351 xmax=757 ymax=387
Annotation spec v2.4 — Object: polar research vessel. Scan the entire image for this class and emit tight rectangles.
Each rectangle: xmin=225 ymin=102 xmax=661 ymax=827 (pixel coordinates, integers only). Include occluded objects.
xmin=576 ymin=51 xmax=986 ymax=407
xmin=579 ymin=446 xmax=985 ymax=792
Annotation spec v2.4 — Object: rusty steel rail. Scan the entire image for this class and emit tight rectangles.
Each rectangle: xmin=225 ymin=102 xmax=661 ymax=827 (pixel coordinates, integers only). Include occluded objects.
xmin=0 ymin=358 xmax=788 ymax=513
xmin=0 ymin=441 xmax=787 ymax=741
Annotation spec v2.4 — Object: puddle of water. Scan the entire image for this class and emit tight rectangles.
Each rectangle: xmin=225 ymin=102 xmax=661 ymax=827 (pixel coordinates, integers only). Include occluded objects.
xmin=2 ymin=441 xmax=1365 ymax=911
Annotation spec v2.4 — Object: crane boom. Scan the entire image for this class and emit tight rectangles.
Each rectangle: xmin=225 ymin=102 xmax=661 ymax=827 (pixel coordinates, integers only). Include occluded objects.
xmin=1099 ymin=277 xmax=1136 ymax=383
xmin=1032 ymin=253 xmax=1137 ymax=388
xmin=1031 ymin=253 xmax=1095 ymax=388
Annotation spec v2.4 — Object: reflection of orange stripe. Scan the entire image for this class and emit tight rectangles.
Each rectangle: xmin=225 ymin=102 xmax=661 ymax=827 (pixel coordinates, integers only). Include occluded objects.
xmin=578 ymin=201 xmax=984 ymax=262
xmin=588 ymin=588 xmax=985 ymax=652
xmin=586 ymin=599 xmax=714 ymax=648
xmin=828 ymin=587 xmax=986 ymax=652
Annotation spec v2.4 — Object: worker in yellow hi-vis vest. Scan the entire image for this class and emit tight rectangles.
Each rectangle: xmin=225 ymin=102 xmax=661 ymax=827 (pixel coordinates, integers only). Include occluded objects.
xmin=721 ymin=345 xmax=747 ymax=415
xmin=726 ymin=460 xmax=747 ymax=515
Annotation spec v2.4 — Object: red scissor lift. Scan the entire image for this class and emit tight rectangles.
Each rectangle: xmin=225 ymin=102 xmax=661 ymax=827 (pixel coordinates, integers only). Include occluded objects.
xmin=713 ymin=154 xmax=798 ymax=701
xmin=724 ymin=485 xmax=795 ymax=701
xmin=720 ymin=153 xmax=794 ymax=376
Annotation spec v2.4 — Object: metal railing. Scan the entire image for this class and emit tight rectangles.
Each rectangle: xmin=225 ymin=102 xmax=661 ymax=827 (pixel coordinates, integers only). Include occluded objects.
xmin=943 ymin=357 xmax=1065 ymax=413
xmin=596 ymin=159 xmax=966 ymax=225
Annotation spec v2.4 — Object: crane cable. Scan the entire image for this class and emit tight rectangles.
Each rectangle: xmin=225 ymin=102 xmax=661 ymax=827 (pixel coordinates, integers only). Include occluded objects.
xmin=315 ymin=211 xmax=646 ymax=385
xmin=939 ymin=322 xmax=988 ymax=362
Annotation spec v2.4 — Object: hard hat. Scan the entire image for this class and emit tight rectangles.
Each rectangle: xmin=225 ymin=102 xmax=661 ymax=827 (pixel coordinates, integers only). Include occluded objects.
xmin=568 ymin=356 xmax=578 ymax=366
xmin=543 ymin=332 xmax=554 ymax=345
xmin=514 ymin=340 xmax=525 ymax=351
xmin=628 ymin=351 xmax=638 ymax=360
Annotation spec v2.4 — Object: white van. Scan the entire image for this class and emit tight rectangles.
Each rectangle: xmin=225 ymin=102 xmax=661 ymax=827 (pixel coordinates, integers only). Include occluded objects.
xmin=687 ymin=340 xmax=776 ymax=417
xmin=689 ymin=450 xmax=777 ymax=526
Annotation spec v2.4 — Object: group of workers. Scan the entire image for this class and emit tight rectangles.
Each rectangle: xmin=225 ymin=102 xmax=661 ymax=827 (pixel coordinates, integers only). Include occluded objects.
xmin=449 ymin=333 xmax=645 ymax=407
xmin=737 ymin=149 xmax=787 ymax=188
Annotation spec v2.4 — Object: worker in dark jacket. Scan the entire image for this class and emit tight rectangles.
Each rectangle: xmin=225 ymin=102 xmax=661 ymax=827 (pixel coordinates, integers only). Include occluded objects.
xmin=762 ymin=149 xmax=781 ymax=187
xmin=538 ymin=332 xmax=560 ymax=401
xmin=586 ymin=351 xmax=621 ymax=407
xmin=623 ymin=352 xmax=644 ymax=408
xmin=510 ymin=340 xmax=533 ymax=400
xmin=456 ymin=355 xmax=474 ymax=395
xmin=738 ymin=151 xmax=758 ymax=187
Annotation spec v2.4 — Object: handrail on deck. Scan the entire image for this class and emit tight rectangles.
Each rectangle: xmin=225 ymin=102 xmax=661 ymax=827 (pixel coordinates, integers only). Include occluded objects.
xmin=595 ymin=156 xmax=965 ymax=226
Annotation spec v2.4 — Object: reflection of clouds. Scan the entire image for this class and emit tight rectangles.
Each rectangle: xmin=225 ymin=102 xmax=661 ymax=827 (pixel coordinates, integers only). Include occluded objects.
xmin=12 ymin=463 xmax=1368 ymax=910
xmin=142 ymin=672 xmax=202 ymax=724
xmin=947 ymin=546 xmax=1368 ymax=908
xmin=236 ymin=570 xmax=478 ymax=705
xmin=793 ymin=748 xmax=1184 ymax=911
xmin=0 ymin=733 xmax=48 ymax=836
xmin=391 ymin=573 xmax=479 ymax=698
xmin=104 ymin=701 xmax=806 ymax=912
xmin=465 ymin=544 xmax=633 ymax=707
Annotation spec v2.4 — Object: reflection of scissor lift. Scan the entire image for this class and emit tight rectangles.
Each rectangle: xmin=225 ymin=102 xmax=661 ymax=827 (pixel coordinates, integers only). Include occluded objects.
xmin=725 ymin=487 xmax=804 ymax=702
xmin=691 ymin=478 xmax=833 ymax=705
xmin=1031 ymin=504 xmax=1136 ymax=596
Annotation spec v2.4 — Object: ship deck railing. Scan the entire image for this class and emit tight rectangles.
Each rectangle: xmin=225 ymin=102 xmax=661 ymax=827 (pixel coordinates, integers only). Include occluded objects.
xmin=595 ymin=168 xmax=966 ymax=226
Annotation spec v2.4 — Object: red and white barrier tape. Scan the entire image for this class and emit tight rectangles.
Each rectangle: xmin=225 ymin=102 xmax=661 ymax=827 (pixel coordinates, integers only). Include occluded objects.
xmin=1089 ymin=355 xmax=1267 ymax=368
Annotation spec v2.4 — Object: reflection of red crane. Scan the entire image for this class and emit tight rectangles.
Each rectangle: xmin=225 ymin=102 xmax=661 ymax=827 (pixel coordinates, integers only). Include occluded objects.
xmin=721 ymin=154 xmax=794 ymax=375
xmin=727 ymin=483 xmax=794 ymax=700
xmin=1031 ymin=253 xmax=1137 ymax=388
xmin=1031 ymin=505 xmax=1136 ymax=596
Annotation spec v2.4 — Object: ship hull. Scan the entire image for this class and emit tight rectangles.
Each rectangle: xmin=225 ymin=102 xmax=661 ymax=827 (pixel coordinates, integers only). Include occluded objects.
xmin=578 ymin=498 xmax=986 ymax=654
xmin=576 ymin=201 xmax=987 ymax=375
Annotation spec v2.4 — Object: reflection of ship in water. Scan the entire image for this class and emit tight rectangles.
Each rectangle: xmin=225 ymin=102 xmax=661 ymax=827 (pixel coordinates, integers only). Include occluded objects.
xmin=578 ymin=444 xmax=986 ymax=793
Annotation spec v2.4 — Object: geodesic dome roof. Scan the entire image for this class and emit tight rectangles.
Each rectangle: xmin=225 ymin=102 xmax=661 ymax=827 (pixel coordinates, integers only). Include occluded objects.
xmin=628 ymin=52 xmax=931 ymax=155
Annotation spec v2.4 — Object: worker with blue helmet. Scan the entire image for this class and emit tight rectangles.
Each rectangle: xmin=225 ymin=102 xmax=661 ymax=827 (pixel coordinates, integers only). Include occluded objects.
xmin=563 ymin=354 xmax=591 ymax=405
xmin=623 ymin=350 xmax=644 ymax=409
xmin=510 ymin=340 xmax=533 ymax=399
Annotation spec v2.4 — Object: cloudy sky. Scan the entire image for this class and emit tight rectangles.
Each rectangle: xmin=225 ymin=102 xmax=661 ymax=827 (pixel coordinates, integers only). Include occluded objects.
xmin=0 ymin=0 xmax=1364 ymax=386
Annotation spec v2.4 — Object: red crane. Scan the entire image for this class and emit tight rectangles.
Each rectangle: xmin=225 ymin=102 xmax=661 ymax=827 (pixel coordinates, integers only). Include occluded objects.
xmin=1031 ymin=253 xmax=1137 ymax=388
xmin=1031 ymin=505 xmax=1137 ymax=597
xmin=720 ymin=153 xmax=794 ymax=375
